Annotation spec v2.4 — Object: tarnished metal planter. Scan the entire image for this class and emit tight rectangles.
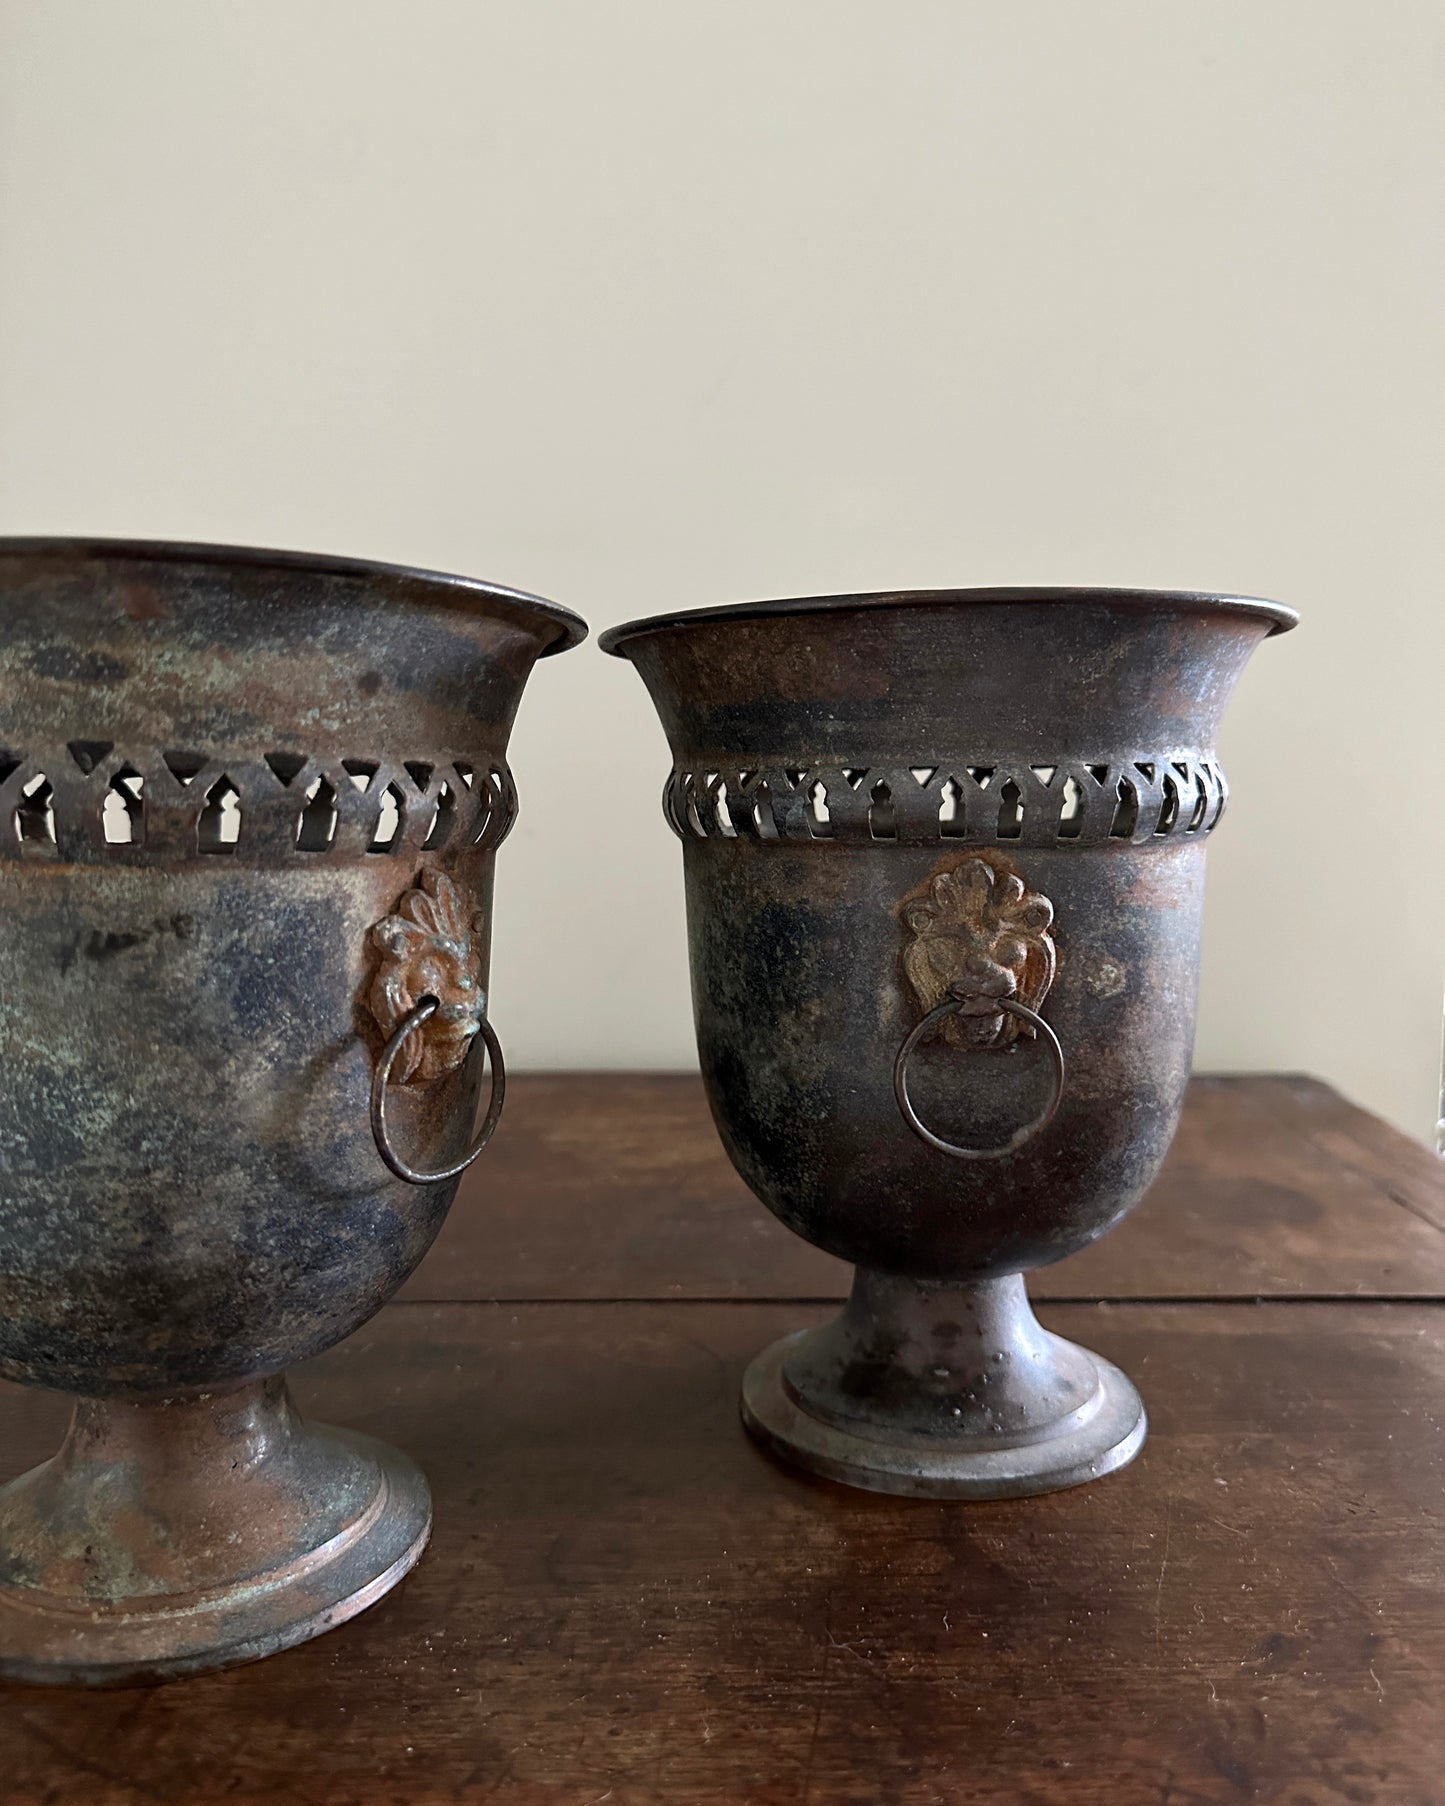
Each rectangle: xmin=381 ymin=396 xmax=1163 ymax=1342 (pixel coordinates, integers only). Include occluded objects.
xmin=604 ymin=588 xmax=1294 ymax=1500
xmin=0 ymin=539 xmax=584 ymax=1683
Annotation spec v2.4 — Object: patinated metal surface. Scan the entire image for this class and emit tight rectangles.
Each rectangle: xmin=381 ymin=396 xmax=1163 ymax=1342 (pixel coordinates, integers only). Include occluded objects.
xmin=0 ymin=1378 xmax=431 ymax=1685
xmin=604 ymin=587 xmax=1295 ymax=1497
xmin=0 ymin=538 xmax=583 ymax=1681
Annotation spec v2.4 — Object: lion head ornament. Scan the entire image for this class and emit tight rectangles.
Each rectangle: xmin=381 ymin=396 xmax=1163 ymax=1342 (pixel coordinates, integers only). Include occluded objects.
xmin=369 ymin=868 xmax=486 ymax=1085
xmin=901 ymin=857 xmax=1056 ymax=1050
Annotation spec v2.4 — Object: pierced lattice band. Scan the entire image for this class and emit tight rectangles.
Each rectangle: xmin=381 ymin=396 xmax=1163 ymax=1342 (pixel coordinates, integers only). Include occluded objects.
xmin=665 ymin=757 xmax=1227 ymax=847
xmin=0 ymin=743 xmax=516 ymax=864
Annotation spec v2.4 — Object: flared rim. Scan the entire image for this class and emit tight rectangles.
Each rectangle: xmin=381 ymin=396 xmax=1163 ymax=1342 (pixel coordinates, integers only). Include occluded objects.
xmin=0 ymin=536 xmax=588 ymax=654
xmin=600 ymin=586 xmax=1296 ymax=655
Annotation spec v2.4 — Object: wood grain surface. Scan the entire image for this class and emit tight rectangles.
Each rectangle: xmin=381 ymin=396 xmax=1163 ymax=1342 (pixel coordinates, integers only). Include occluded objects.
xmin=402 ymin=1074 xmax=1445 ymax=1302
xmin=2 ymin=1074 xmax=1442 ymax=1804
xmin=1 ymin=1299 xmax=1439 ymax=1805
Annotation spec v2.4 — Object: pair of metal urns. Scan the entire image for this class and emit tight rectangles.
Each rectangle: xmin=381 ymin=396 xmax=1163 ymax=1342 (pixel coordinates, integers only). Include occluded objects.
xmin=0 ymin=540 xmax=1294 ymax=1683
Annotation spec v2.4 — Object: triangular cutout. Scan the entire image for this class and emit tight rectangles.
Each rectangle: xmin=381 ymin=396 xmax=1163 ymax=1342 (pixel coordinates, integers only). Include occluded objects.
xmin=67 ymin=740 xmax=114 ymax=774
xmin=265 ymin=751 xmax=310 ymax=787
xmin=163 ymin=750 xmax=209 ymax=786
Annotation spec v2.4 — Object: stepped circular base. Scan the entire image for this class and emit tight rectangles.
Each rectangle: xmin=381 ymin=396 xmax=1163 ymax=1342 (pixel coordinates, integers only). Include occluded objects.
xmin=741 ymin=1330 xmax=1146 ymax=1500
xmin=0 ymin=1428 xmax=431 ymax=1687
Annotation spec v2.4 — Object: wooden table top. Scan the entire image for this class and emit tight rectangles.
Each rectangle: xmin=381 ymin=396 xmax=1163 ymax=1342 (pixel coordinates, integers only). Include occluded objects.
xmin=409 ymin=1072 xmax=1445 ymax=1304
xmin=3 ymin=1074 xmax=1442 ymax=1804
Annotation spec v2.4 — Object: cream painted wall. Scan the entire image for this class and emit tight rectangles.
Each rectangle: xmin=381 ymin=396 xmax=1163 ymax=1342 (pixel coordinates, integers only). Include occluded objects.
xmin=1 ymin=2 xmax=1440 ymax=1140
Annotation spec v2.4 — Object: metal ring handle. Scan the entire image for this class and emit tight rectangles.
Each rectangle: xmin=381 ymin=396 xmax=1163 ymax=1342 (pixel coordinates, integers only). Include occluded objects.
xmin=893 ymin=991 xmax=1065 ymax=1161
xmin=370 ymin=996 xmax=507 ymax=1185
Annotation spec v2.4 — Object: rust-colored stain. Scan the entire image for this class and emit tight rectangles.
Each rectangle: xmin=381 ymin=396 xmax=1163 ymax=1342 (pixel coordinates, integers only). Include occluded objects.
xmin=120 ymin=579 xmax=167 ymax=621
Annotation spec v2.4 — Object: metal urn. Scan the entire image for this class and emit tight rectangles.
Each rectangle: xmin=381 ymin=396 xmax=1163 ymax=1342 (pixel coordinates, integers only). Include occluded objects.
xmin=0 ymin=539 xmax=584 ymax=1683
xmin=604 ymin=588 xmax=1294 ymax=1499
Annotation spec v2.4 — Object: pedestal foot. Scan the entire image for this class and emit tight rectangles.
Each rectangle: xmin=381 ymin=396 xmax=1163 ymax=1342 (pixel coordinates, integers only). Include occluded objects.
xmin=0 ymin=1377 xmax=431 ymax=1685
xmin=741 ymin=1269 xmax=1146 ymax=1499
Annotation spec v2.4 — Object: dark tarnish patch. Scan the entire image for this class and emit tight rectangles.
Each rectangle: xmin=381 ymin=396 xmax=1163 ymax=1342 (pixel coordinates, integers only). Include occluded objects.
xmin=79 ymin=914 xmax=195 ymax=960
xmin=27 ymin=645 xmax=129 ymax=685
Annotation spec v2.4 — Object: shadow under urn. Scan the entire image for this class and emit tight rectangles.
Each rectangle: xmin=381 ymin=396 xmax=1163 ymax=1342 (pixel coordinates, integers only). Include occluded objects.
xmin=0 ymin=539 xmax=585 ymax=1683
xmin=604 ymin=586 xmax=1295 ymax=1499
